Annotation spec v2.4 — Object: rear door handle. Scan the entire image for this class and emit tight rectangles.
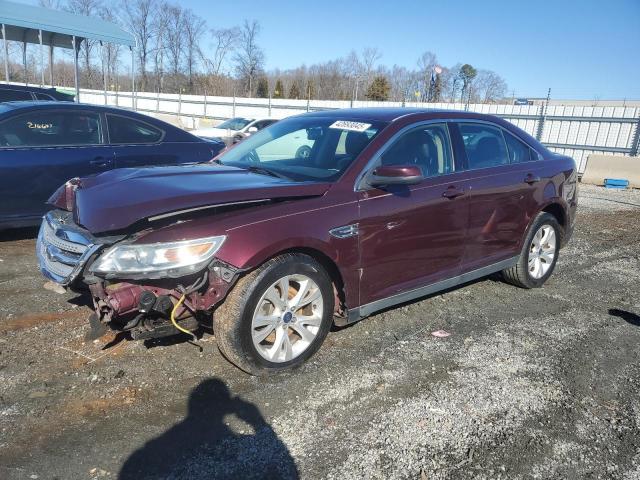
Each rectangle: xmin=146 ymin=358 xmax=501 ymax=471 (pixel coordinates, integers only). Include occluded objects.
xmin=442 ymin=186 xmax=465 ymax=199
xmin=524 ymin=174 xmax=541 ymax=184
xmin=90 ymin=156 xmax=112 ymax=168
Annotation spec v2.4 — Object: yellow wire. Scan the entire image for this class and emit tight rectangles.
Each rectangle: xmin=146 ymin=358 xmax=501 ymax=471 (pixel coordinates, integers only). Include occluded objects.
xmin=170 ymin=294 xmax=194 ymax=336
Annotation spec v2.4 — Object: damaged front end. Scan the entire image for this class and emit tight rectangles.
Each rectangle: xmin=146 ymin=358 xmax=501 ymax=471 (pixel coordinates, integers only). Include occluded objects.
xmin=37 ymin=209 xmax=240 ymax=340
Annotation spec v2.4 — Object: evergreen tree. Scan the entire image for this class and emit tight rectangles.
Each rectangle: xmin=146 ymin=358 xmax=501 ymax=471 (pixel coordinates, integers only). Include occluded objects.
xmin=433 ymin=73 xmax=442 ymax=102
xmin=289 ymin=82 xmax=301 ymax=99
xmin=256 ymin=76 xmax=269 ymax=98
xmin=365 ymin=75 xmax=391 ymax=101
xmin=273 ymin=79 xmax=284 ymax=98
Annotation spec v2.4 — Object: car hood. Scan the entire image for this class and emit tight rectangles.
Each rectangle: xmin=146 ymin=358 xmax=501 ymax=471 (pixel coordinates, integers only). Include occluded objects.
xmin=72 ymin=164 xmax=331 ymax=234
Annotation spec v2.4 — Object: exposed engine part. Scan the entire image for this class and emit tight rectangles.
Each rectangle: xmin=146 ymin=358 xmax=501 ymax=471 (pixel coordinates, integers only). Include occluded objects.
xmin=130 ymin=315 xmax=199 ymax=341
xmin=138 ymin=291 xmax=156 ymax=313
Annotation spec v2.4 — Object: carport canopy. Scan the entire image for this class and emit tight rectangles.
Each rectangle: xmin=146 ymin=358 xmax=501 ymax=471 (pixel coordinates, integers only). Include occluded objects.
xmin=0 ymin=0 xmax=136 ymax=101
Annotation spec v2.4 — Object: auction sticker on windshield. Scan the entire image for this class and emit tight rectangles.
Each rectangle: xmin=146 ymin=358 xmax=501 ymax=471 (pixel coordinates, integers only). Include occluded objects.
xmin=329 ymin=120 xmax=372 ymax=132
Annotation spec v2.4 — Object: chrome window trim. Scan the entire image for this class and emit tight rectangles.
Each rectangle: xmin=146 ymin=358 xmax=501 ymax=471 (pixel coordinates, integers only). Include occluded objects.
xmin=454 ymin=118 xmax=543 ymax=165
xmin=354 ymin=119 xmax=456 ymax=192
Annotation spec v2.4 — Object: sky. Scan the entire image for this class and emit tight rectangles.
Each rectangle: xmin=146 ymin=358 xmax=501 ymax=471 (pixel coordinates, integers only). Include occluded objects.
xmin=19 ymin=0 xmax=640 ymax=100
xmin=177 ymin=0 xmax=640 ymax=100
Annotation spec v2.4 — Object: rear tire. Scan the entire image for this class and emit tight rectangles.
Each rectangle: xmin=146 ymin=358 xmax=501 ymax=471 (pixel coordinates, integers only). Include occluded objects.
xmin=502 ymin=212 xmax=561 ymax=289
xmin=213 ymin=254 xmax=334 ymax=375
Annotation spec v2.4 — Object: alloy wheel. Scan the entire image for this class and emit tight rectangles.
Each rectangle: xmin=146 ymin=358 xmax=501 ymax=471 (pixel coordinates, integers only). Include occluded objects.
xmin=251 ymin=274 xmax=324 ymax=362
xmin=528 ymin=225 xmax=557 ymax=279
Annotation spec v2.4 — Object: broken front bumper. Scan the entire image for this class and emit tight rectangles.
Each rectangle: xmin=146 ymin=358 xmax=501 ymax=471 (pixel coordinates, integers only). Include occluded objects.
xmin=36 ymin=211 xmax=104 ymax=286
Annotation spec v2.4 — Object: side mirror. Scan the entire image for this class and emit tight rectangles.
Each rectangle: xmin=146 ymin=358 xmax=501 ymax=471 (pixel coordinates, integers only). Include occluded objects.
xmin=247 ymin=126 xmax=258 ymax=133
xmin=368 ymin=165 xmax=423 ymax=187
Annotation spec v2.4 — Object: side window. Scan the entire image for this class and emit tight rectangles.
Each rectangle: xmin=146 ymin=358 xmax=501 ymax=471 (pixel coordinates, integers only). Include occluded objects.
xmin=459 ymin=123 xmax=509 ymax=170
xmin=0 ymin=111 xmax=101 ymax=147
xmin=34 ymin=93 xmax=55 ymax=101
xmin=107 ymin=114 xmax=163 ymax=144
xmin=252 ymin=120 xmax=274 ymax=131
xmin=504 ymin=131 xmax=533 ymax=164
xmin=0 ymin=90 xmax=33 ymax=101
xmin=379 ymin=124 xmax=453 ymax=177
xmin=255 ymin=128 xmax=315 ymax=161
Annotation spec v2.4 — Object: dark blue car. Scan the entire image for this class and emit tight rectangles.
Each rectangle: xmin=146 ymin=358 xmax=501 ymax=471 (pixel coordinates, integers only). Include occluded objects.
xmin=0 ymin=102 xmax=225 ymax=229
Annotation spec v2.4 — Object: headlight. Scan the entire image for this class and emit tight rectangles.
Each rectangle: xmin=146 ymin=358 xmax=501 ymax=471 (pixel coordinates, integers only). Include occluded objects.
xmin=90 ymin=236 xmax=226 ymax=277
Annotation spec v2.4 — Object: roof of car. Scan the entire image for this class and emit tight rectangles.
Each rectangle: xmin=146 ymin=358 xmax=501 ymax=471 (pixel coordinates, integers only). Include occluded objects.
xmin=300 ymin=107 xmax=499 ymax=122
xmin=0 ymin=101 xmax=131 ymax=113
xmin=0 ymin=83 xmax=72 ymax=96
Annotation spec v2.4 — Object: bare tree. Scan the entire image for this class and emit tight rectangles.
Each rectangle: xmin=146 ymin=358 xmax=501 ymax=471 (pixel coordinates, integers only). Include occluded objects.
xmin=234 ymin=20 xmax=265 ymax=96
xmin=182 ymin=9 xmax=206 ymax=91
xmin=360 ymin=46 xmax=381 ymax=91
xmin=121 ymin=0 xmax=156 ymax=91
xmin=151 ymin=1 xmax=171 ymax=92
xmin=417 ymin=51 xmax=437 ymax=99
xmin=98 ymin=7 xmax=123 ymax=89
xmin=165 ymin=4 xmax=185 ymax=86
xmin=472 ymin=69 xmax=508 ymax=103
xmin=66 ymin=0 xmax=102 ymax=86
xmin=205 ymin=27 xmax=241 ymax=76
xmin=38 ymin=0 xmax=64 ymax=8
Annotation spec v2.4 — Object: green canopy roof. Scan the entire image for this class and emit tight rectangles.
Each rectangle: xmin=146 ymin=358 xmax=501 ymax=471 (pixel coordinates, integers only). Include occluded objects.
xmin=0 ymin=0 xmax=135 ymax=48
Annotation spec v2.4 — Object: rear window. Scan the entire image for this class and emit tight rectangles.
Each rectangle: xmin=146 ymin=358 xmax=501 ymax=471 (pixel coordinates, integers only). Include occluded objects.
xmin=107 ymin=114 xmax=163 ymax=144
xmin=0 ymin=111 xmax=101 ymax=147
xmin=459 ymin=123 xmax=509 ymax=170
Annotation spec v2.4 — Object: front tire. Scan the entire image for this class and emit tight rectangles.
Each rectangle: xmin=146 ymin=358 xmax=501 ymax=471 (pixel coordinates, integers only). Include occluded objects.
xmin=213 ymin=254 xmax=334 ymax=375
xmin=502 ymin=212 xmax=561 ymax=289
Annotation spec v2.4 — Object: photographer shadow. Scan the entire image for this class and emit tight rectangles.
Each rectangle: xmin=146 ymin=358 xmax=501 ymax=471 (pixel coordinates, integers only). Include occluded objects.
xmin=119 ymin=378 xmax=299 ymax=480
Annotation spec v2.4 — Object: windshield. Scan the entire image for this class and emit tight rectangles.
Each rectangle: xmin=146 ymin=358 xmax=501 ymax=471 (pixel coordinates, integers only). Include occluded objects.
xmin=217 ymin=116 xmax=385 ymax=182
xmin=217 ymin=117 xmax=253 ymax=131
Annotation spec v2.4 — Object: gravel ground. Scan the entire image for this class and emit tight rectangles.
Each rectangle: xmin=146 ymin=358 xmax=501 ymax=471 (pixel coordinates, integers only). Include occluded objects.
xmin=0 ymin=184 xmax=639 ymax=480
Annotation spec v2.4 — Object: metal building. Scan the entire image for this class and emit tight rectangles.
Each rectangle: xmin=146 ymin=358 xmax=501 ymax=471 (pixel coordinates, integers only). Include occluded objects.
xmin=0 ymin=0 xmax=135 ymax=102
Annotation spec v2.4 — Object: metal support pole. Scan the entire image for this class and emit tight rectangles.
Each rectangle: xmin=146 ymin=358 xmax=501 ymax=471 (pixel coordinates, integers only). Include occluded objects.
xmin=268 ymin=93 xmax=272 ymax=117
xmin=48 ymin=39 xmax=54 ymax=86
xmin=232 ymin=92 xmax=236 ymax=117
xmin=630 ymin=115 xmax=640 ymax=157
xmin=38 ymin=29 xmax=44 ymax=86
xmin=203 ymin=90 xmax=207 ymax=118
xmin=536 ymin=88 xmax=551 ymax=141
xmin=22 ymin=40 xmax=27 ymax=85
xmin=1 ymin=24 xmax=8 ymax=82
xmin=72 ymin=36 xmax=80 ymax=102
xmin=100 ymin=41 xmax=107 ymax=105
xmin=130 ymin=46 xmax=136 ymax=110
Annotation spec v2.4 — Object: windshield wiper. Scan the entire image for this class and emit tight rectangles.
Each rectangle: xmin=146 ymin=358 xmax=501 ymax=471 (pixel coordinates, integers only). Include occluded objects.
xmin=244 ymin=165 xmax=291 ymax=180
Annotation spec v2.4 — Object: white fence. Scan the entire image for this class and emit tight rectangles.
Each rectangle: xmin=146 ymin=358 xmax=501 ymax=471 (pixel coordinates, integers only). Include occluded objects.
xmin=77 ymin=88 xmax=640 ymax=173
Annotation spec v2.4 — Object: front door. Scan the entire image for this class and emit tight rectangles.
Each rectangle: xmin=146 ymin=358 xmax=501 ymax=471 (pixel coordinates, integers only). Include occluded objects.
xmin=0 ymin=109 xmax=113 ymax=224
xmin=357 ymin=123 xmax=469 ymax=306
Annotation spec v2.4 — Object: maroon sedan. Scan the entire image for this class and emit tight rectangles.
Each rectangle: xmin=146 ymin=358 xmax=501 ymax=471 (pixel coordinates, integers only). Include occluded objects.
xmin=37 ymin=108 xmax=578 ymax=374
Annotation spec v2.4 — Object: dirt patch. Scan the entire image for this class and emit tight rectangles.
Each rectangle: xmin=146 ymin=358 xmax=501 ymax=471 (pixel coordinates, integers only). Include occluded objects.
xmin=0 ymin=309 xmax=87 ymax=333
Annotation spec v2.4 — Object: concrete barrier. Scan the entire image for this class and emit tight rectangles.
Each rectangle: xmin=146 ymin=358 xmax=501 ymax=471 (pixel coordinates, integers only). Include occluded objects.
xmin=581 ymin=154 xmax=640 ymax=188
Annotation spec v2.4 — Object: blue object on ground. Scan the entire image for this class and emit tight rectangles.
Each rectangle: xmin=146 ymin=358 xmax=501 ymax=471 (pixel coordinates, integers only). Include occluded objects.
xmin=604 ymin=178 xmax=629 ymax=189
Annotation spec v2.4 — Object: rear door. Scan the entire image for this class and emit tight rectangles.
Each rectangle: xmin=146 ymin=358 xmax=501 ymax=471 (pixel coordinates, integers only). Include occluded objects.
xmin=0 ymin=109 xmax=114 ymax=223
xmin=357 ymin=122 xmax=470 ymax=305
xmin=107 ymin=113 xmax=207 ymax=168
xmin=453 ymin=122 xmax=547 ymax=271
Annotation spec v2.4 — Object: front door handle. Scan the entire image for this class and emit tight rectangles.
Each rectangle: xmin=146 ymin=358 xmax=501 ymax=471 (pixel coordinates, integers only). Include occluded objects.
xmin=524 ymin=174 xmax=541 ymax=184
xmin=90 ymin=156 xmax=111 ymax=168
xmin=442 ymin=186 xmax=465 ymax=199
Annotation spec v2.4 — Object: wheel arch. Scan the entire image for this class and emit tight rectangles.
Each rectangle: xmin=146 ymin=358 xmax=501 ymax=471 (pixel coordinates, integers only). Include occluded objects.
xmin=241 ymin=245 xmax=348 ymax=316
